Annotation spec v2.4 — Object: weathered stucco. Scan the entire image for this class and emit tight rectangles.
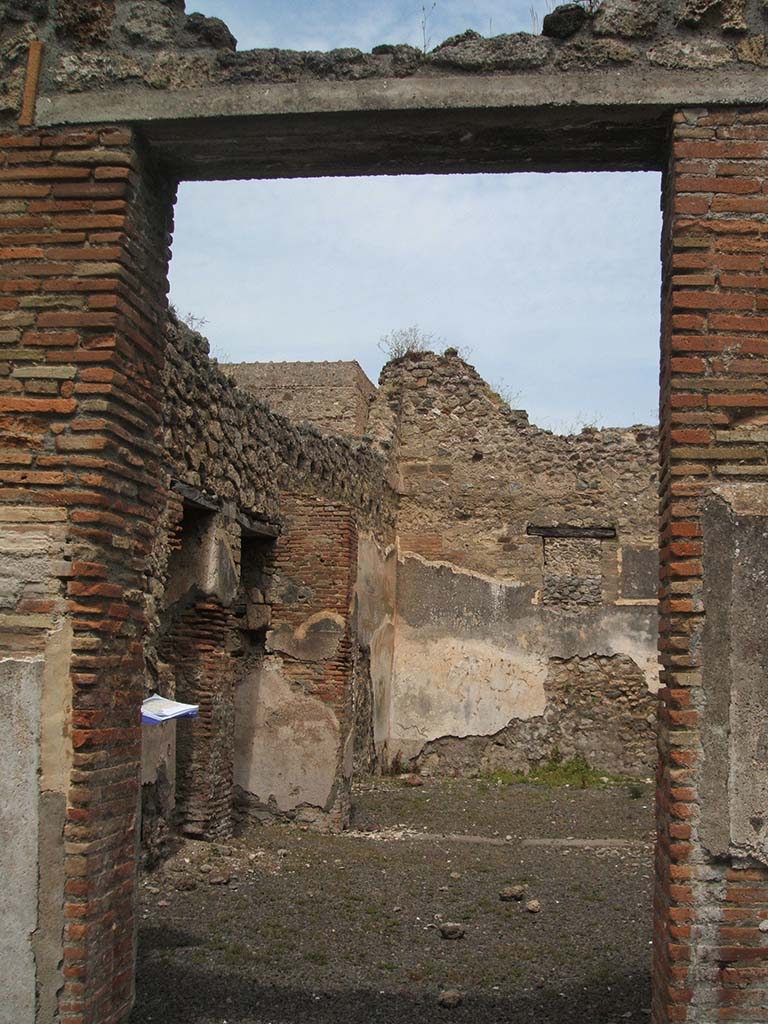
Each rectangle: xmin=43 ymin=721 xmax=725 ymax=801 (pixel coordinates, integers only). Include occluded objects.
xmin=392 ymin=629 xmax=548 ymax=760
xmin=354 ymin=533 xmax=397 ymax=761
xmin=364 ymin=351 xmax=660 ymax=774
xmin=701 ymin=485 xmax=768 ymax=866
xmin=0 ymin=657 xmax=43 ymax=1024
xmin=390 ymin=554 xmax=658 ymax=771
xmin=234 ymin=659 xmax=340 ymax=816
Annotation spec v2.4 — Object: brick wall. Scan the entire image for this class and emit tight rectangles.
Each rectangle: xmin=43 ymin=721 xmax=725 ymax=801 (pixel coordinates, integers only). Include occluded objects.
xmin=656 ymin=108 xmax=768 ymax=1024
xmin=162 ymin=599 xmax=235 ymax=838
xmin=0 ymin=126 xmax=174 ymax=1024
xmin=271 ymin=495 xmax=357 ymax=716
xmin=258 ymin=494 xmax=358 ymax=827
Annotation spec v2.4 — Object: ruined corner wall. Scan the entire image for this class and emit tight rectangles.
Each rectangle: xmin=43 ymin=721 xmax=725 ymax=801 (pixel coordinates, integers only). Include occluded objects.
xmin=226 ymin=360 xmax=376 ymax=438
xmin=371 ymin=351 xmax=659 ymax=777
xmin=141 ymin=316 xmax=395 ymax=846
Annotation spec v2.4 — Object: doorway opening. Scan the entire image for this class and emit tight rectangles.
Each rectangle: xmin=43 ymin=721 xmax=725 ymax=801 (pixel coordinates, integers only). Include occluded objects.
xmin=132 ymin=168 xmax=662 ymax=1024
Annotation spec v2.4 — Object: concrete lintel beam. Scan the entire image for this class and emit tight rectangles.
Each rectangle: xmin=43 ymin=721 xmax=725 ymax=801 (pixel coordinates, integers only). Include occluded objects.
xmin=34 ymin=69 xmax=768 ymax=180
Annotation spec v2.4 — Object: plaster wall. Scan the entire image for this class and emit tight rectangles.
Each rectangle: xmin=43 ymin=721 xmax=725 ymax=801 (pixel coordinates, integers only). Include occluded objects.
xmin=234 ymin=659 xmax=341 ymax=816
xmin=141 ymin=721 xmax=176 ymax=790
xmin=0 ymin=506 xmax=71 ymax=1023
xmin=0 ymin=658 xmax=42 ymax=1024
xmin=390 ymin=555 xmax=658 ymax=772
xmin=232 ymin=529 xmax=395 ymax=820
xmin=371 ymin=353 xmax=660 ymax=774
xmin=354 ymin=531 xmax=397 ymax=764
xmin=701 ymin=485 xmax=768 ymax=866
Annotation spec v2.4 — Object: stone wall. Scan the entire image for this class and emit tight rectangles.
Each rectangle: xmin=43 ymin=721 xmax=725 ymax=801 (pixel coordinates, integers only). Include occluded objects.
xmin=368 ymin=350 xmax=660 ymax=776
xmin=5 ymin=6 xmax=768 ymax=1022
xmin=219 ymin=347 xmax=660 ymax=777
xmin=140 ymin=314 xmax=396 ymax=848
xmin=226 ymin=360 xmax=376 ymax=438
xmin=158 ymin=317 xmax=392 ymax=526
xmin=27 ymin=0 xmax=768 ymax=105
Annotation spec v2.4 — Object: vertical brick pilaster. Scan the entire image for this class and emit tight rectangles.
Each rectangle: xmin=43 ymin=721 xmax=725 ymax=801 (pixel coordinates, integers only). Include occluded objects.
xmin=272 ymin=495 xmax=358 ymax=719
xmin=164 ymin=599 xmax=235 ymax=839
xmin=271 ymin=494 xmax=358 ymax=826
xmin=0 ymin=126 xmax=175 ymax=1023
xmin=656 ymin=108 xmax=768 ymax=1024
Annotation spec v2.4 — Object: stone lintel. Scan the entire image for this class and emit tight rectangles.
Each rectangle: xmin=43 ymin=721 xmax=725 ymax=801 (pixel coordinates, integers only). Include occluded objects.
xmin=36 ymin=69 xmax=768 ymax=180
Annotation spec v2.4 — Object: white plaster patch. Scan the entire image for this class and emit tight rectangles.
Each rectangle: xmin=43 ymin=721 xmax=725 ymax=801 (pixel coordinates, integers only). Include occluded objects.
xmin=390 ymin=629 xmax=547 ymax=759
xmin=234 ymin=659 xmax=340 ymax=812
xmin=0 ymin=657 xmax=43 ymax=1024
xmin=594 ymin=620 xmax=661 ymax=694
xmin=357 ymin=533 xmax=397 ymax=756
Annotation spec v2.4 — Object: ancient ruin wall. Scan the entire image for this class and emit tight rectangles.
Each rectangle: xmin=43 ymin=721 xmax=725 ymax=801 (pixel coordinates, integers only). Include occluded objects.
xmin=159 ymin=317 xmax=392 ymax=526
xmin=141 ymin=316 xmax=396 ymax=848
xmin=372 ymin=350 xmax=658 ymax=579
xmin=3 ymin=4 xmax=768 ymax=1022
xmin=369 ymin=351 xmax=659 ymax=776
xmin=17 ymin=0 xmax=768 ymax=109
xmin=226 ymin=360 xmax=376 ymax=438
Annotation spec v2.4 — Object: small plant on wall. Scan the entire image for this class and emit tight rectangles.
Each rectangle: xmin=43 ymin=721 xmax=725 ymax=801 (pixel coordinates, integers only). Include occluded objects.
xmin=378 ymin=324 xmax=441 ymax=360
xmin=420 ymin=2 xmax=437 ymax=52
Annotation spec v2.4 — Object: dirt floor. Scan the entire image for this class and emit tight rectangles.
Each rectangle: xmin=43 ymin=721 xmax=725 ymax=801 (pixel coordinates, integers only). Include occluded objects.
xmin=129 ymin=776 xmax=655 ymax=1024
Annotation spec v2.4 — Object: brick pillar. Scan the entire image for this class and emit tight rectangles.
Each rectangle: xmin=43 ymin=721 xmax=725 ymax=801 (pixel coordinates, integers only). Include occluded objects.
xmin=656 ymin=108 xmax=768 ymax=1023
xmin=0 ymin=127 xmax=174 ymax=1023
xmin=164 ymin=599 xmax=235 ymax=839
xmin=270 ymin=494 xmax=358 ymax=827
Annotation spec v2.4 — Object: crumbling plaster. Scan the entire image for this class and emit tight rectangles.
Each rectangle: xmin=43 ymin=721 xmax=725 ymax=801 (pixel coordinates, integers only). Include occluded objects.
xmin=354 ymin=533 xmax=397 ymax=759
xmin=234 ymin=660 xmax=341 ymax=818
xmin=363 ymin=351 xmax=660 ymax=773
xmin=0 ymin=657 xmax=43 ymax=1024
xmin=390 ymin=553 xmax=658 ymax=766
xmin=701 ymin=484 xmax=768 ymax=866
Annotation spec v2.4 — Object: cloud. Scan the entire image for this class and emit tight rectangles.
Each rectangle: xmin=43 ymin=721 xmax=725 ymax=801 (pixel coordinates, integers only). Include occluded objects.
xmin=169 ymin=3 xmax=662 ymax=432
xmin=170 ymin=171 xmax=662 ymax=431
xmin=193 ymin=0 xmax=555 ymax=51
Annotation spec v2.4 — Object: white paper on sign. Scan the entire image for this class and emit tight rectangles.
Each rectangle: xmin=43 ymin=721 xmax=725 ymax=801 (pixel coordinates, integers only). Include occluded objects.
xmin=141 ymin=693 xmax=199 ymax=725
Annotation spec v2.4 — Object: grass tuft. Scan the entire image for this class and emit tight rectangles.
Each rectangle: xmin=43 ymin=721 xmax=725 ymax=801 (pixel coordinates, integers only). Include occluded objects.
xmin=482 ymin=754 xmax=637 ymax=789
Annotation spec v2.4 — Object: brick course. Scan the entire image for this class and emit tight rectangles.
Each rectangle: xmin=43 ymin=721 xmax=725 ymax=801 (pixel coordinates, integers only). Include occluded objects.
xmin=0 ymin=126 xmax=174 ymax=1024
xmin=656 ymin=108 xmax=768 ymax=1024
xmin=1 ymin=67 xmax=768 ymax=1024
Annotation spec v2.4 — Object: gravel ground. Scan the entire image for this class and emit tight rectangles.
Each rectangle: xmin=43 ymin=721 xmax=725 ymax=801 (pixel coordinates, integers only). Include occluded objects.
xmin=129 ymin=777 xmax=655 ymax=1024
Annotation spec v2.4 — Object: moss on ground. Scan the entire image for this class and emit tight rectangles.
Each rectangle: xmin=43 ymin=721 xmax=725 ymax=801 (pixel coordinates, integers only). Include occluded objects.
xmin=481 ymin=753 xmax=642 ymax=790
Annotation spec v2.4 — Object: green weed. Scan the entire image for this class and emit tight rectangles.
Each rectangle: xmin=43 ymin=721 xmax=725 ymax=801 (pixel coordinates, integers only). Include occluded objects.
xmin=482 ymin=754 xmax=635 ymax=789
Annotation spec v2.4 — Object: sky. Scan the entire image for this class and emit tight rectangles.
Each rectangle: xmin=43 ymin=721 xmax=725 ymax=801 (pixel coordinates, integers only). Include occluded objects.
xmin=169 ymin=1 xmax=663 ymax=432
